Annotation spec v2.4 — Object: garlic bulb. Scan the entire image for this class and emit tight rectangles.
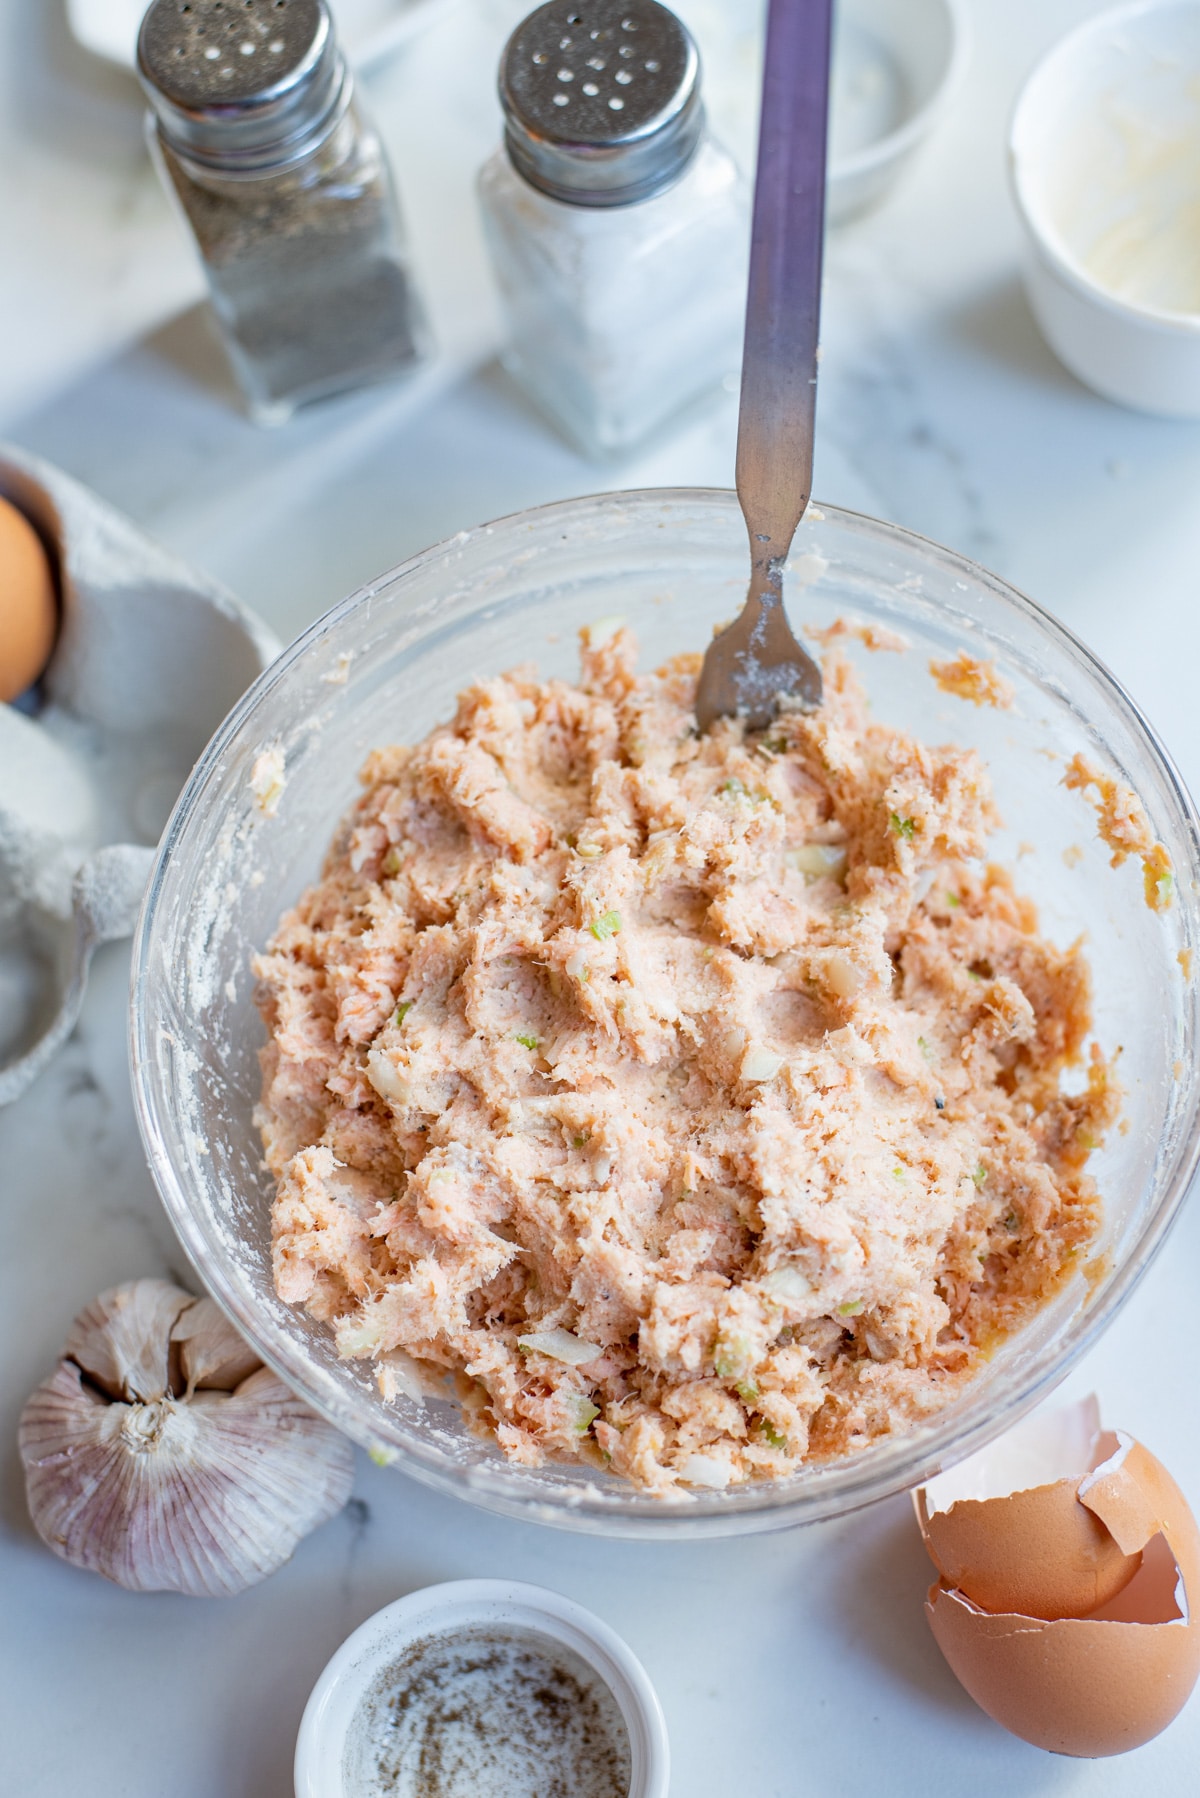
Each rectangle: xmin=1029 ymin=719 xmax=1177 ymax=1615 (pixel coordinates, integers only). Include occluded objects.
xmin=19 ymin=1278 xmax=354 ymax=1598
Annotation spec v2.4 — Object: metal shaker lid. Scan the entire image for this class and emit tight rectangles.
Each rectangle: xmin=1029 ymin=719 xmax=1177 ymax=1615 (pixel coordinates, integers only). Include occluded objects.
xmin=137 ymin=0 xmax=349 ymax=171
xmin=499 ymin=0 xmax=704 ymax=207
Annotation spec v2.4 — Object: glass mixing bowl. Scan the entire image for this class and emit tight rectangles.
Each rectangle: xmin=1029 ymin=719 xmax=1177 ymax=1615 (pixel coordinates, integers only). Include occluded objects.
xmin=130 ymin=491 xmax=1200 ymax=1537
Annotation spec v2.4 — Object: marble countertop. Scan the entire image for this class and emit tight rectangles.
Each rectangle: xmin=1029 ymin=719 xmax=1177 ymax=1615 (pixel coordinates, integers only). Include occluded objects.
xmin=4 ymin=2 xmax=1200 ymax=1792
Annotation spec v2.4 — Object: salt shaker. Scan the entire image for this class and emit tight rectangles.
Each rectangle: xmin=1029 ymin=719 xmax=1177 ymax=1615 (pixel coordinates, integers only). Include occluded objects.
xmin=138 ymin=0 xmax=428 ymax=425
xmin=477 ymin=0 xmax=748 ymax=459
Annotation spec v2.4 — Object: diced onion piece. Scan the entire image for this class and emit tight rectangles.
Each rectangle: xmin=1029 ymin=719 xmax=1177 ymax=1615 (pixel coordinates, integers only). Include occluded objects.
xmin=575 ymin=842 xmax=603 ymax=860
xmin=825 ymin=954 xmax=864 ymax=998
xmin=762 ymin=1265 xmax=812 ymax=1303
xmin=741 ymin=1046 xmax=783 ymax=1083
xmin=584 ymin=615 xmax=624 ymax=649
xmin=786 ymin=843 xmax=848 ymax=880
xmin=517 ymin=1328 xmax=604 ymax=1366
xmin=366 ymin=1049 xmax=411 ymax=1106
xmin=336 ymin=1311 xmax=389 ymax=1358
xmin=377 ymin=1351 xmax=426 ymax=1404
xmin=680 ymin=1454 xmax=732 ymax=1490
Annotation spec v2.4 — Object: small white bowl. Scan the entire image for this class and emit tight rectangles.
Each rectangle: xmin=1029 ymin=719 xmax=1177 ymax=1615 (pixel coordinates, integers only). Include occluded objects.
xmin=1010 ymin=0 xmax=1200 ymax=416
xmin=827 ymin=0 xmax=968 ymax=224
xmin=294 ymin=1578 xmax=669 ymax=1798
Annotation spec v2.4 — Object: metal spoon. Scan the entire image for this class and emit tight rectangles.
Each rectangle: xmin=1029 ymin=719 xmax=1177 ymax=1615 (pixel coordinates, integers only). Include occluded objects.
xmin=695 ymin=0 xmax=833 ymax=732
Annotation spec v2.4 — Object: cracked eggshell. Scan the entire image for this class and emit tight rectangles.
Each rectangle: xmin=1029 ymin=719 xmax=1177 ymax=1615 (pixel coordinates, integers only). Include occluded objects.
xmin=918 ymin=1399 xmax=1200 ymax=1756
xmin=915 ymin=1395 xmax=1142 ymax=1619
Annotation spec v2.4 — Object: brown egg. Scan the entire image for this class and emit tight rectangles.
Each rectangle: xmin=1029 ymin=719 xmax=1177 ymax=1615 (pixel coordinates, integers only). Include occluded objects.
xmin=916 ymin=1399 xmax=1200 ymax=1757
xmin=0 ymin=495 xmax=57 ymax=702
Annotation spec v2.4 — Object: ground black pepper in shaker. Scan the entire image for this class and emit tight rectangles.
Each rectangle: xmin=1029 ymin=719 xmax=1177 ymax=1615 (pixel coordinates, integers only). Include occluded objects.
xmin=138 ymin=0 xmax=429 ymax=424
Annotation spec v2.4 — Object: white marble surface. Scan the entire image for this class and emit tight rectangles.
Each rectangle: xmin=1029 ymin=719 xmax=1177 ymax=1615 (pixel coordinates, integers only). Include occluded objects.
xmin=3 ymin=2 xmax=1200 ymax=1793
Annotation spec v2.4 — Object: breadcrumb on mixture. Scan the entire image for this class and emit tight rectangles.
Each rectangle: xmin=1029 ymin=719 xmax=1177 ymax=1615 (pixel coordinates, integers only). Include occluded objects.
xmin=254 ymin=630 xmax=1118 ymax=1495
xmin=807 ymin=618 xmax=909 ymax=655
xmin=1062 ymin=753 xmax=1172 ymax=912
xmin=930 ymin=651 xmax=1015 ymax=710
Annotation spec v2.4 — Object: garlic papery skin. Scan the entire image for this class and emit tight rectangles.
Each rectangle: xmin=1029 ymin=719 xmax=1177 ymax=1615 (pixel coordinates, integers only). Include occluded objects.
xmin=19 ymin=1279 xmax=354 ymax=1598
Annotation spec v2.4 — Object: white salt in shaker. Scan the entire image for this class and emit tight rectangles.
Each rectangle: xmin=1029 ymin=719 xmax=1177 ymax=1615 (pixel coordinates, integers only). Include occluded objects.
xmin=478 ymin=0 xmax=748 ymax=459
xmin=138 ymin=0 xmax=429 ymax=425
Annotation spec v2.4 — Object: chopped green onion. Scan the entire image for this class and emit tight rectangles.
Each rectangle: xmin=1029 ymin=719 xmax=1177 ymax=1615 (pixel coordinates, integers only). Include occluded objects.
xmin=735 ymin=1380 xmax=760 ymax=1404
xmin=972 ymin=1164 xmax=987 ymax=1188
xmin=837 ymin=1299 xmax=865 ymax=1318
xmin=514 ymin=1032 xmax=539 ymax=1051
xmin=564 ymin=1394 xmax=600 ymax=1435
xmin=713 ymin=1333 xmax=753 ymax=1381
xmin=945 ymin=890 xmax=961 ymax=908
xmin=889 ymin=812 xmax=916 ymax=839
xmin=758 ymin=1420 xmax=788 ymax=1451
xmin=590 ymin=910 xmax=622 ymax=941
xmin=721 ymin=777 xmax=773 ymax=806
xmin=393 ymin=1001 xmax=412 ymax=1027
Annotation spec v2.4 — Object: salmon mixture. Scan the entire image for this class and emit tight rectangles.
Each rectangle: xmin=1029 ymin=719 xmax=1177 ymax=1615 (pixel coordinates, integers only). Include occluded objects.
xmin=254 ymin=628 xmax=1117 ymax=1494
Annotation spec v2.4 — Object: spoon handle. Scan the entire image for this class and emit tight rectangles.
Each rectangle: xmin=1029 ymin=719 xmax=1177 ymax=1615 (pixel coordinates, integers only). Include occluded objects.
xmin=735 ymin=0 xmax=833 ymax=597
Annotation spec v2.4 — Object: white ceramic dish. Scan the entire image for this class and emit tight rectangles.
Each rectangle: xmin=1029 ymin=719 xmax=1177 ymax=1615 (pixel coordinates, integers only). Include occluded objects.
xmin=675 ymin=0 xmax=966 ymax=225
xmin=66 ymin=0 xmax=458 ymax=76
xmin=294 ymin=1578 xmax=669 ymax=1798
xmin=827 ymin=0 xmax=967 ymax=224
xmin=1010 ymin=0 xmax=1200 ymax=417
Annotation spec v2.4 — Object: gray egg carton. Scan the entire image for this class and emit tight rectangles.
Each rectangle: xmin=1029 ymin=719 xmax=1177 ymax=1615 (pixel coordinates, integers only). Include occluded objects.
xmin=0 ymin=444 xmax=279 ymax=1105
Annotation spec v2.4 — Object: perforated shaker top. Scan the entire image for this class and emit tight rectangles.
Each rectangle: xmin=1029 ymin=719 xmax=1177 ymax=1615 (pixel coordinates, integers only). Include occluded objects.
xmin=138 ymin=0 xmax=348 ymax=169
xmin=500 ymin=0 xmax=704 ymax=206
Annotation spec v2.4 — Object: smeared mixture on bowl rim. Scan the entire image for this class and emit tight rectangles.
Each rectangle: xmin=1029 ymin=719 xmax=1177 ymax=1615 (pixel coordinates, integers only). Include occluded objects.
xmin=254 ymin=627 xmax=1118 ymax=1494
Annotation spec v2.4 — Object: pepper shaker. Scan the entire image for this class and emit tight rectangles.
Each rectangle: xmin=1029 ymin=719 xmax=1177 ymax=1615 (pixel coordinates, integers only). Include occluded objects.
xmin=138 ymin=0 xmax=429 ymax=425
xmin=477 ymin=0 xmax=748 ymax=460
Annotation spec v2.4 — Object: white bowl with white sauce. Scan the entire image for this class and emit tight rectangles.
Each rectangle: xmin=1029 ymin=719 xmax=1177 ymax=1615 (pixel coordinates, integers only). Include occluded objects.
xmin=1010 ymin=0 xmax=1200 ymax=416
xmin=294 ymin=1578 xmax=669 ymax=1798
xmin=827 ymin=0 xmax=967 ymax=223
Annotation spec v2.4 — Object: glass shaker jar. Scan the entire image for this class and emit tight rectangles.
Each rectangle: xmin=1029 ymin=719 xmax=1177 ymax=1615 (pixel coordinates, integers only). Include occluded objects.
xmin=477 ymin=0 xmax=749 ymax=460
xmin=138 ymin=0 xmax=429 ymax=425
